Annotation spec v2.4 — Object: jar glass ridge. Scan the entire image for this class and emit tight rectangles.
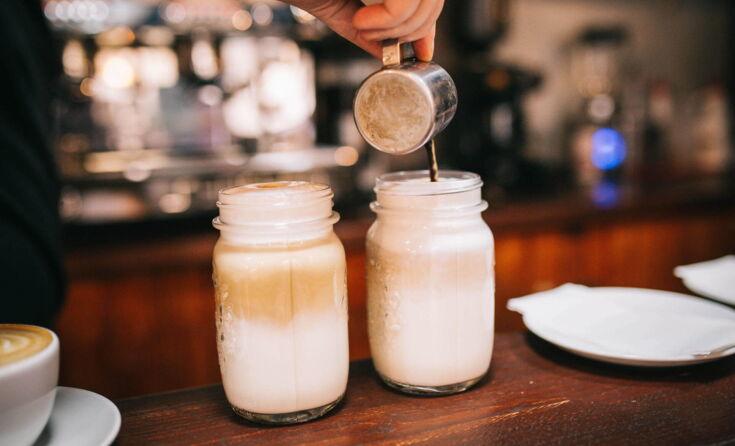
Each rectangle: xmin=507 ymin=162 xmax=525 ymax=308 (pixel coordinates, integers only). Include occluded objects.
xmin=366 ymin=170 xmax=495 ymax=395
xmin=212 ymin=181 xmax=349 ymax=424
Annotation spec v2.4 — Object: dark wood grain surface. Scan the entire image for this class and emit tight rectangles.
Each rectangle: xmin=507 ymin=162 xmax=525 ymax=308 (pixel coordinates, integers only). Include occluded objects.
xmin=116 ymin=332 xmax=735 ymax=445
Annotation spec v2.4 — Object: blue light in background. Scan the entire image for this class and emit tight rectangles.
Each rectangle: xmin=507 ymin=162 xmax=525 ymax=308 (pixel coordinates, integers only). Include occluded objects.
xmin=591 ymin=127 xmax=626 ymax=170
xmin=592 ymin=180 xmax=620 ymax=208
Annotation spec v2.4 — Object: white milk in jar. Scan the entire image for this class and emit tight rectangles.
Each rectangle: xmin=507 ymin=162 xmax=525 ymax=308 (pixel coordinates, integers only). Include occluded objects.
xmin=212 ymin=182 xmax=348 ymax=424
xmin=366 ymin=171 xmax=494 ymax=394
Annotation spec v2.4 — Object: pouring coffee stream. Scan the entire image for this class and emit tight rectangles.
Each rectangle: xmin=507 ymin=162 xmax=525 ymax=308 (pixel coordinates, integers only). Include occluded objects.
xmin=353 ymin=0 xmax=457 ymax=182
xmin=425 ymin=139 xmax=439 ymax=182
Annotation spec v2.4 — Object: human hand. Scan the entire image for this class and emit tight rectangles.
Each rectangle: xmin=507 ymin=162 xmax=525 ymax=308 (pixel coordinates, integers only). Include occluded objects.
xmin=288 ymin=0 xmax=444 ymax=62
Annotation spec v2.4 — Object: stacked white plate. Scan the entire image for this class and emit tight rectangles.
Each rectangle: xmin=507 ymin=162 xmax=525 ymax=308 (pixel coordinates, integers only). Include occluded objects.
xmin=675 ymin=255 xmax=735 ymax=305
xmin=508 ymin=284 xmax=735 ymax=366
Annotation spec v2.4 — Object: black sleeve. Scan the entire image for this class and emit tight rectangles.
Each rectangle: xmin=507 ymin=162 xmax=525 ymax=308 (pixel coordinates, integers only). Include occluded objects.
xmin=0 ymin=0 xmax=64 ymax=326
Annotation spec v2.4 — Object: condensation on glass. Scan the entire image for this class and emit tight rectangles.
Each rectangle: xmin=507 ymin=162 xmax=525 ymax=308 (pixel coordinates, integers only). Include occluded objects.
xmin=212 ymin=181 xmax=348 ymax=424
xmin=366 ymin=171 xmax=495 ymax=395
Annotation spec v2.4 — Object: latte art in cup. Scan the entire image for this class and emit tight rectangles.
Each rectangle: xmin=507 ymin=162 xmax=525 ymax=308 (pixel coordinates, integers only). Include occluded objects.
xmin=0 ymin=325 xmax=53 ymax=366
xmin=1 ymin=324 xmax=59 ymax=446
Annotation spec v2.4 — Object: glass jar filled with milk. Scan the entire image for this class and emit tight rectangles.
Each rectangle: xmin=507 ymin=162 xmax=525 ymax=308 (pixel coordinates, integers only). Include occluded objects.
xmin=367 ymin=171 xmax=494 ymax=395
xmin=212 ymin=182 xmax=348 ymax=424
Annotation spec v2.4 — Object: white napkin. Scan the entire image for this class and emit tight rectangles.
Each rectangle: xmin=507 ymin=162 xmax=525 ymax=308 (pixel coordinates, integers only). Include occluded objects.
xmin=508 ymin=284 xmax=735 ymax=361
xmin=675 ymin=255 xmax=735 ymax=305
xmin=507 ymin=283 xmax=589 ymax=315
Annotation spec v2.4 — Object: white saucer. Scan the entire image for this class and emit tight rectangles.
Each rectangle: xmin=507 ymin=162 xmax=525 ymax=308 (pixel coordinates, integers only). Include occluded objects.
xmin=675 ymin=255 xmax=735 ymax=306
xmin=34 ymin=386 xmax=120 ymax=446
xmin=508 ymin=284 xmax=735 ymax=367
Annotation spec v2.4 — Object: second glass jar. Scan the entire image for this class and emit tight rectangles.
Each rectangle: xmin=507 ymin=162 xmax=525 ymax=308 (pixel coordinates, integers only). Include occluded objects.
xmin=366 ymin=171 xmax=495 ymax=395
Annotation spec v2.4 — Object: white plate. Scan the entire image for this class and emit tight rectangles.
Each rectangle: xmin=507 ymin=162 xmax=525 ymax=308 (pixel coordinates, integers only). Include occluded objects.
xmin=674 ymin=255 xmax=735 ymax=305
xmin=34 ymin=387 xmax=121 ymax=446
xmin=508 ymin=284 xmax=735 ymax=367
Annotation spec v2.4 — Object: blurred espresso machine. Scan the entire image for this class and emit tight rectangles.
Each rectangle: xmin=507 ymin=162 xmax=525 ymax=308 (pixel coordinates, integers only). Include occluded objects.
xmin=46 ymin=0 xmax=368 ymax=222
xmin=444 ymin=0 xmax=547 ymax=195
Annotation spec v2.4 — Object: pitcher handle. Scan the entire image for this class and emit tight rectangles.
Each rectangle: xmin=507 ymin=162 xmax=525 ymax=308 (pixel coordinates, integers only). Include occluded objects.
xmin=360 ymin=0 xmax=416 ymax=67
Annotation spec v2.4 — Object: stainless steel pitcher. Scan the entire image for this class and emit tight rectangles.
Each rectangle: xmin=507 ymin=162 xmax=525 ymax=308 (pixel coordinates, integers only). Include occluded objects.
xmin=353 ymin=37 xmax=457 ymax=155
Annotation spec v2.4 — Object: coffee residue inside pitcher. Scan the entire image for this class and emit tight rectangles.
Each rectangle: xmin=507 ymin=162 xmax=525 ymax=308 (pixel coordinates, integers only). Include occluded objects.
xmin=355 ymin=74 xmax=434 ymax=155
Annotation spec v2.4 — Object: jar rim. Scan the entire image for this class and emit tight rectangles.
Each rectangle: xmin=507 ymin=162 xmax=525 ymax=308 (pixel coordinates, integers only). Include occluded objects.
xmin=374 ymin=170 xmax=482 ymax=196
xmin=370 ymin=201 xmax=488 ymax=217
xmin=213 ymin=211 xmax=340 ymax=234
xmin=218 ymin=181 xmax=332 ymax=206
xmin=215 ymin=181 xmax=336 ymax=232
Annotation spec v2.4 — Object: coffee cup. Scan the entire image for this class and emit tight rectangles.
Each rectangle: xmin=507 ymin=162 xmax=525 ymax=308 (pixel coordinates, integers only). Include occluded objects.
xmin=0 ymin=324 xmax=59 ymax=446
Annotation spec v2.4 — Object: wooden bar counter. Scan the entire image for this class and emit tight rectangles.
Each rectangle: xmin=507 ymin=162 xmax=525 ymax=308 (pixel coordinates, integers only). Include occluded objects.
xmin=116 ymin=332 xmax=735 ymax=445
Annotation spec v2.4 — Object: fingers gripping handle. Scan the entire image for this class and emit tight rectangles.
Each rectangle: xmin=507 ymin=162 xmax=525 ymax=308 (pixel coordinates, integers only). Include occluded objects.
xmin=361 ymin=0 xmax=415 ymax=67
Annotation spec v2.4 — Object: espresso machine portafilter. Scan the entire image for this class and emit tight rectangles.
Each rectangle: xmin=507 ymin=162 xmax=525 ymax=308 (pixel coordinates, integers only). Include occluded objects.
xmin=353 ymin=0 xmax=457 ymax=155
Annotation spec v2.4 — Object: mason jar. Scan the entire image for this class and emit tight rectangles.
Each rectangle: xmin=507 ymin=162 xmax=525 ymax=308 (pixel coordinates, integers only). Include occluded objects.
xmin=366 ymin=171 xmax=494 ymax=395
xmin=212 ymin=181 xmax=348 ymax=424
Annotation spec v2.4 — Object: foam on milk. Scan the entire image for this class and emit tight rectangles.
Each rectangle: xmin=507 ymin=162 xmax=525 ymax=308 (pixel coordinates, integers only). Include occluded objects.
xmin=0 ymin=325 xmax=53 ymax=366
